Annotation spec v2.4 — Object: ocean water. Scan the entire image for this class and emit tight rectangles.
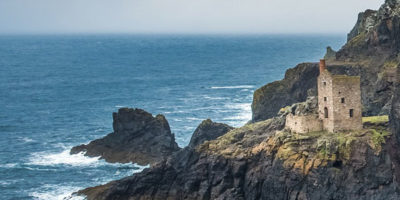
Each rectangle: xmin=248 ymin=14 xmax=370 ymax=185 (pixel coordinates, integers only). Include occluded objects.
xmin=0 ymin=34 xmax=345 ymax=199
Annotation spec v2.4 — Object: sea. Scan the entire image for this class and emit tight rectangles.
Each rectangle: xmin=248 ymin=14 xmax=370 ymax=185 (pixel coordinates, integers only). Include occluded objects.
xmin=0 ymin=34 xmax=345 ymax=199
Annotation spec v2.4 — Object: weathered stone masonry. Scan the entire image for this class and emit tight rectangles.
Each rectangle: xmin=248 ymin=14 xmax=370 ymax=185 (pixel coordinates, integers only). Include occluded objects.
xmin=285 ymin=59 xmax=363 ymax=133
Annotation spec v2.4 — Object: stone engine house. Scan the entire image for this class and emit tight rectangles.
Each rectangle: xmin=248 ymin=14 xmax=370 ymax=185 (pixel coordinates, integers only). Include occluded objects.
xmin=285 ymin=59 xmax=363 ymax=133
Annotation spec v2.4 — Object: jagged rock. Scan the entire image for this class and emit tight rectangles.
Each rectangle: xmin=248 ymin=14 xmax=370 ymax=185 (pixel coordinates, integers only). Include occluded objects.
xmin=347 ymin=9 xmax=378 ymax=42
xmin=390 ymin=68 xmax=400 ymax=143
xmin=252 ymin=63 xmax=319 ymax=122
xmin=324 ymin=46 xmax=337 ymax=60
xmin=78 ymin=115 xmax=398 ymax=200
xmin=288 ymin=96 xmax=318 ymax=116
xmin=252 ymin=0 xmax=400 ymax=122
xmin=74 ymin=1 xmax=400 ymax=199
xmin=70 ymin=108 xmax=180 ymax=165
xmin=188 ymin=119 xmax=233 ymax=148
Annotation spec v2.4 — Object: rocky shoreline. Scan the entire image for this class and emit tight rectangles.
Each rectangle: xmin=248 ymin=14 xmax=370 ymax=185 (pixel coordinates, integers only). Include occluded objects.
xmin=75 ymin=0 xmax=400 ymax=199
xmin=71 ymin=108 xmax=233 ymax=166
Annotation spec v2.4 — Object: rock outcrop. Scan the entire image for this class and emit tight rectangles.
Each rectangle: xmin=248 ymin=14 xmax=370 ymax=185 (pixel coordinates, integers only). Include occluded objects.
xmin=79 ymin=111 xmax=398 ymax=200
xmin=390 ymin=69 xmax=400 ymax=143
xmin=70 ymin=108 xmax=180 ymax=165
xmin=252 ymin=0 xmax=400 ymax=122
xmin=75 ymin=1 xmax=400 ymax=199
xmin=252 ymin=63 xmax=319 ymax=122
xmin=188 ymin=119 xmax=233 ymax=148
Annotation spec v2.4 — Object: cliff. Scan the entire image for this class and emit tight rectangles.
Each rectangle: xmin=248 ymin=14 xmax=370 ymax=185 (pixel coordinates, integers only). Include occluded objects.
xmin=70 ymin=109 xmax=232 ymax=166
xmin=76 ymin=1 xmax=400 ymax=199
xmin=70 ymin=108 xmax=180 ymax=165
xmin=79 ymin=112 xmax=399 ymax=200
xmin=252 ymin=0 xmax=400 ymax=122
xmin=188 ymin=119 xmax=234 ymax=149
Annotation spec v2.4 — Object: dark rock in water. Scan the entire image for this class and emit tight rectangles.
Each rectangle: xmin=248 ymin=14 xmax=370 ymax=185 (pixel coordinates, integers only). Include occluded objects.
xmin=75 ymin=1 xmax=400 ymax=199
xmin=70 ymin=108 xmax=180 ymax=165
xmin=188 ymin=119 xmax=233 ymax=148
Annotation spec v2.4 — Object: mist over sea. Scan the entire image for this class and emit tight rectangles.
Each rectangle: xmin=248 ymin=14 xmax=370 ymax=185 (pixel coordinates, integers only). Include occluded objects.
xmin=0 ymin=34 xmax=345 ymax=199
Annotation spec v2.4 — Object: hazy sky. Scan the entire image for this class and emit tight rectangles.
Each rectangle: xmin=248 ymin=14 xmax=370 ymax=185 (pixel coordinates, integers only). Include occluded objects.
xmin=0 ymin=0 xmax=384 ymax=34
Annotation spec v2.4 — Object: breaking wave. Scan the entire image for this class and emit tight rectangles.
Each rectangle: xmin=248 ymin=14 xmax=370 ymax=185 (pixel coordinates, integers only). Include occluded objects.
xmin=29 ymin=185 xmax=85 ymax=200
xmin=28 ymin=150 xmax=101 ymax=167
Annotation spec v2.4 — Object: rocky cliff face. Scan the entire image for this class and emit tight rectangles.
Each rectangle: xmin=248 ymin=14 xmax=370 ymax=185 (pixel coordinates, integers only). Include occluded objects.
xmin=390 ymin=69 xmax=400 ymax=144
xmin=79 ymin=111 xmax=399 ymax=200
xmin=188 ymin=119 xmax=233 ymax=149
xmin=75 ymin=1 xmax=400 ymax=199
xmin=252 ymin=0 xmax=400 ymax=122
xmin=252 ymin=63 xmax=319 ymax=122
xmin=338 ymin=0 xmax=400 ymax=60
xmin=70 ymin=108 xmax=180 ymax=165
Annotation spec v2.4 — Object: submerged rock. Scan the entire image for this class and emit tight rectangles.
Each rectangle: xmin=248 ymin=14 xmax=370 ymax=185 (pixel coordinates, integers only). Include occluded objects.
xmin=70 ymin=108 xmax=180 ymax=165
xmin=188 ymin=119 xmax=233 ymax=148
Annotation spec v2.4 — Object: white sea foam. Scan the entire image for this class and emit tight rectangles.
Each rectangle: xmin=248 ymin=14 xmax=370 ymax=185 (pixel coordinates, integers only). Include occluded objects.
xmin=94 ymin=128 xmax=104 ymax=132
xmin=0 ymin=163 xmax=17 ymax=168
xmin=202 ymin=95 xmax=229 ymax=100
xmin=18 ymin=137 xmax=35 ymax=143
xmin=28 ymin=150 xmax=101 ymax=167
xmin=210 ymin=85 xmax=254 ymax=89
xmin=0 ymin=181 xmax=10 ymax=186
xmin=30 ymin=185 xmax=85 ymax=200
xmin=223 ymin=103 xmax=252 ymax=127
xmin=27 ymin=150 xmax=149 ymax=199
xmin=115 ymin=105 xmax=125 ymax=108
xmin=186 ymin=117 xmax=202 ymax=121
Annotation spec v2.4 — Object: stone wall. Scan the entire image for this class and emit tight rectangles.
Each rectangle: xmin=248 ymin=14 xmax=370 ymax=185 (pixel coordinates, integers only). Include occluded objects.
xmin=285 ymin=114 xmax=322 ymax=133
xmin=317 ymin=70 xmax=362 ymax=132
xmin=331 ymin=75 xmax=363 ymax=131
xmin=318 ymin=70 xmax=335 ymax=132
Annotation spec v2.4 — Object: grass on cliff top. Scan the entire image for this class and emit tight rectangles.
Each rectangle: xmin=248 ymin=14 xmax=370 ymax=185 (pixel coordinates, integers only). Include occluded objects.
xmin=270 ymin=126 xmax=392 ymax=173
xmin=199 ymin=118 xmax=278 ymax=157
xmin=362 ymin=115 xmax=389 ymax=124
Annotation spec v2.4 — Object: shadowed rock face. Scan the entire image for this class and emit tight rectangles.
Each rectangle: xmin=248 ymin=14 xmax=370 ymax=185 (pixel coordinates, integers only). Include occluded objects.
xmin=70 ymin=108 xmax=180 ymax=165
xmin=79 ymin=114 xmax=399 ymax=200
xmin=74 ymin=1 xmax=400 ymax=199
xmin=252 ymin=0 xmax=400 ymax=122
xmin=188 ymin=119 xmax=233 ymax=148
xmin=390 ymin=70 xmax=400 ymax=143
xmin=251 ymin=63 xmax=319 ymax=122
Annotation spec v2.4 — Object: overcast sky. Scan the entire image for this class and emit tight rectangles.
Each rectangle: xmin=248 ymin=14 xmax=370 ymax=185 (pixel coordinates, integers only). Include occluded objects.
xmin=0 ymin=0 xmax=384 ymax=34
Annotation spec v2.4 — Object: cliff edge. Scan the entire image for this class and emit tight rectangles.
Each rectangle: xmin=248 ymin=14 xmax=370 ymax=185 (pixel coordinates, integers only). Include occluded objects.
xmin=76 ymin=1 xmax=400 ymax=199
xmin=252 ymin=0 xmax=400 ymax=122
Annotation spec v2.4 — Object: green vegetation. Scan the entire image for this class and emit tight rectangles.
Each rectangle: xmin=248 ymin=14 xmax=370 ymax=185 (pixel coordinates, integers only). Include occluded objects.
xmin=369 ymin=128 xmax=391 ymax=151
xmin=362 ymin=115 xmax=389 ymax=124
xmin=199 ymin=115 xmax=392 ymax=174
xmin=264 ymin=128 xmax=391 ymax=173
xmin=383 ymin=60 xmax=399 ymax=68
xmin=346 ymin=32 xmax=366 ymax=48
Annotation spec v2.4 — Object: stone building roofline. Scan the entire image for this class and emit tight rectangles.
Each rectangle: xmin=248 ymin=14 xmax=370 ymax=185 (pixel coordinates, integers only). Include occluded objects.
xmin=319 ymin=59 xmax=361 ymax=80
xmin=331 ymin=75 xmax=361 ymax=81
